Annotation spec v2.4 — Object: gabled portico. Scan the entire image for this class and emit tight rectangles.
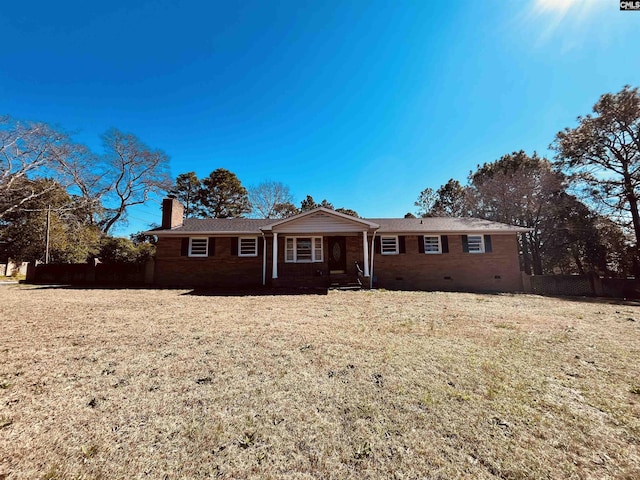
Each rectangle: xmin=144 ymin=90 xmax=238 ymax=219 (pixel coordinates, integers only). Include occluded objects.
xmin=260 ymin=208 xmax=379 ymax=288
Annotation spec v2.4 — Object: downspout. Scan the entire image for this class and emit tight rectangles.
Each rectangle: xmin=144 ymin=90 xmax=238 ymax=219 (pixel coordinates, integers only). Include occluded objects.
xmin=261 ymin=231 xmax=267 ymax=286
xmin=369 ymin=229 xmax=378 ymax=289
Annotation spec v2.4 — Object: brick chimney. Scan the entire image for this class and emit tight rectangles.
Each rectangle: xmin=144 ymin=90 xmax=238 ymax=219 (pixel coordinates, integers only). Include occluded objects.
xmin=161 ymin=198 xmax=184 ymax=229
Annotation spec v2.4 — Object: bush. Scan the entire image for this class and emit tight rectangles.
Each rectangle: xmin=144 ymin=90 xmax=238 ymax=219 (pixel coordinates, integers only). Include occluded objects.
xmin=98 ymin=237 xmax=155 ymax=264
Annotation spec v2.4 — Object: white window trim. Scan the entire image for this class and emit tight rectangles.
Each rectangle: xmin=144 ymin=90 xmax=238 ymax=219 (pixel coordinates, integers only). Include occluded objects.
xmin=380 ymin=236 xmax=399 ymax=255
xmin=238 ymin=236 xmax=258 ymax=257
xmin=467 ymin=235 xmax=485 ymax=254
xmin=189 ymin=237 xmax=208 ymax=257
xmin=284 ymin=236 xmax=324 ymax=263
xmin=423 ymin=235 xmax=442 ymax=254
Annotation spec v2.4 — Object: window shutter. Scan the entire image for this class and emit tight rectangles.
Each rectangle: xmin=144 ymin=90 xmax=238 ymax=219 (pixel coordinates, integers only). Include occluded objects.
xmin=399 ymin=236 xmax=406 ymax=254
xmin=231 ymin=237 xmax=238 ymax=256
xmin=484 ymin=235 xmax=492 ymax=253
xmin=441 ymin=235 xmax=449 ymax=253
xmin=462 ymin=235 xmax=469 ymax=253
xmin=374 ymin=236 xmax=381 ymax=254
xmin=418 ymin=236 xmax=425 ymax=253
xmin=208 ymin=238 xmax=216 ymax=256
xmin=181 ymin=238 xmax=189 ymax=256
xmin=258 ymin=237 xmax=264 ymax=255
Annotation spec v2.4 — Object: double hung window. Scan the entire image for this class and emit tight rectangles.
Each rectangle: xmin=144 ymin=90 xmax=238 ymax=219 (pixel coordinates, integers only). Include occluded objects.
xmin=423 ymin=236 xmax=441 ymax=254
xmin=467 ymin=235 xmax=485 ymax=253
xmin=285 ymin=237 xmax=323 ymax=263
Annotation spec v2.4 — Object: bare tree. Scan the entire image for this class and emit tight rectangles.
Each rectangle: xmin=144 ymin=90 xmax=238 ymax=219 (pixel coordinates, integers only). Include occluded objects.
xmin=248 ymin=181 xmax=294 ymax=218
xmin=99 ymin=129 xmax=172 ymax=234
xmin=469 ymin=151 xmax=569 ymax=274
xmin=0 ymin=116 xmax=78 ymax=219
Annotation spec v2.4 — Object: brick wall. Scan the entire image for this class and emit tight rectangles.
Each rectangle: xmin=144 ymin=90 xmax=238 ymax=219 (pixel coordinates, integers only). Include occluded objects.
xmin=155 ymin=233 xmax=523 ymax=292
xmin=154 ymin=236 xmax=263 ymax=287
xmin=372 ymin=234 xmax=523 ymax=292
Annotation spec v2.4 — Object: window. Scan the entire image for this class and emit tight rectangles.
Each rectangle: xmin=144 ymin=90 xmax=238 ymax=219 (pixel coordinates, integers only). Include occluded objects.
xmin=467 ymin=235 xmax=484 ymax=253
xmin=189 ymin=238 xmax=208 ymax=257
xmin=423 ymin=235 xmax=441 ymax=254
xmin=285 ymin=237 xmax=323 ymax=263
xmin=238 ymin=237 xmax=258 ymax=257
xmin=381 ymin=236 xmax=399 ymax=255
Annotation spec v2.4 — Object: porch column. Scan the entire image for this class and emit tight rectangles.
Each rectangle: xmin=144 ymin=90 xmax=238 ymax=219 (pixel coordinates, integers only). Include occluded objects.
xmin=272 ymin=232 xmax=278 ymax=279
xmin=362 ymin=230 xmax=370 ymax=277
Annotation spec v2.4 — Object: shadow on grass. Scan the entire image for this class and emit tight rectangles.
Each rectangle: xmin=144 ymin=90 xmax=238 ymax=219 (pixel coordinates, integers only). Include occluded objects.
xmin=531 ymin=294 xmax=640 ymax=307
xmin=21 ymin=283 xmax=329 ymax=296
xmin=182 ymin=287 xmax=329 ymax=297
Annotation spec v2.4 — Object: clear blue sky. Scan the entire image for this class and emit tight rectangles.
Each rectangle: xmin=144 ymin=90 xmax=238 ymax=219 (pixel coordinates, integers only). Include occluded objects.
xmin=1 ymin=0 xmax=638 ymax=235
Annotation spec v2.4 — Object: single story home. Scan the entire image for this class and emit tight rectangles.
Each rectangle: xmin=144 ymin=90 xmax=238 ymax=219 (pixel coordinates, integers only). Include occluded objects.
xmin=148 ymin=198 xmax=529 ymax=291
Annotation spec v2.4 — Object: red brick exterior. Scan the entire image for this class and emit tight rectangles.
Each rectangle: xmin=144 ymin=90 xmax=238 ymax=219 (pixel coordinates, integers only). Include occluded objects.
xmin=154 ymin=236 xmax=263 ymax=288
xmin=270 ymin=235 xmax=365 ymax=288
xmin=372 ymin=234 xmax=522 ymax=292
xmin=154 ymin=233 xmax=523 ymax=292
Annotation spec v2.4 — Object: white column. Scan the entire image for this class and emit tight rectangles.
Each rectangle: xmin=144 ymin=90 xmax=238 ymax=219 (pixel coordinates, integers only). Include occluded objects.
xmin=272 ymin=232 xmax=278 ymax=279
xmin=362 ymin=230 xmax=370 ymax=277
xmin=262 ymin=235 xmax=267 ymax=285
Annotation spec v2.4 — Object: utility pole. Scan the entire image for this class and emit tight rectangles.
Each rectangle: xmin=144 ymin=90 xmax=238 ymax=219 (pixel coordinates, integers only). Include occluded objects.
xmin=45 ymin=205 xmax=51 ymax=264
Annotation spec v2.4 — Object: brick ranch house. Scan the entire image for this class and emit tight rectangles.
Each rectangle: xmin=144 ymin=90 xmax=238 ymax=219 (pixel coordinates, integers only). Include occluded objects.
xmin=148 ymin=198 xmax=529 ymax=291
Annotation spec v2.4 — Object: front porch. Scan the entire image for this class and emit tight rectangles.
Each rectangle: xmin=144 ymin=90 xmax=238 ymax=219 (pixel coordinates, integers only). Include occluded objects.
xmin=260 ymin=208 xmax=378 ymax=289
xmin=268 ymin=234 xmax=369 ymax=289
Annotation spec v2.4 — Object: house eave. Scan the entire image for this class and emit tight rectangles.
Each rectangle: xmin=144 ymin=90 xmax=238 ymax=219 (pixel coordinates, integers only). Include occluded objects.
xmin=260 ymin=207 xmax=380 ymax=231
xmin=378 ymin=228 xmax=531 ymax=235
xmin=146 ymin=229 xmax=264 ymax=236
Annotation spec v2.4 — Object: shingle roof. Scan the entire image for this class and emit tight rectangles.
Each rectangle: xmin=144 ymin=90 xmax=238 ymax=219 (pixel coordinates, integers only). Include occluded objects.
xmin=366 ymin=217 xmax=530 ymax=234
xmin=151 ymin=218 xmax=274 ymax=234
xmin=149 ymin=215 xmax=529 ymax=235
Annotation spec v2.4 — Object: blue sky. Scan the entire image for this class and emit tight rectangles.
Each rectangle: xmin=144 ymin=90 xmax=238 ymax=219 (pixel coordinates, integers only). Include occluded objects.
xmin=1 ymin=0 xmax=638 ymax=235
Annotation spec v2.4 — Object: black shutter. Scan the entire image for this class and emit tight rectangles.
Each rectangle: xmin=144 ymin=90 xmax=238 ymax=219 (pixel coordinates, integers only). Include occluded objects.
xmin=399 ymin=236 xmax=406 ymax=254
xmin=258 ymin=237 xmax=264 ymax=255
xmin=208 ymin=238 xmax=216 ymax=256
xmin=441 ymin=235 xmax=449 ymax=253
xmin=462 ymin=235 xmax=469 ymax=253
xmin=418 ymin=235 xmax=425 ymax=254
xmin=231 ymin=237 xmax=238 ymax=256
xmin=484 ymin=235 xmax=492 ymax=253
xmin=181 ymin=238 xmax=189 ymax=256
xmin=374 ymin=236 xmax=381 ymax=254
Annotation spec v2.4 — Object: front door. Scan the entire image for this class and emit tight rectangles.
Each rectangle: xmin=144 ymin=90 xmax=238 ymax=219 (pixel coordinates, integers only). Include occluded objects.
xmin=328 ymin=236 xmax=347 ymax=273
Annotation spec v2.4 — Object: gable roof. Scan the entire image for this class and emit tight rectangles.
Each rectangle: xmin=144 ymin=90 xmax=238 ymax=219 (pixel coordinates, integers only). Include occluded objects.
xmin=261 ymin=207 xmax=379 ymax=232
xmin=148 ymin=208 xmax=529 ymax=235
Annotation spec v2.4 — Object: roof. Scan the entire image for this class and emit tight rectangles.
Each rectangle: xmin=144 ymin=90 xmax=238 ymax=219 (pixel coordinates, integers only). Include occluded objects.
xmin=260 ymin=207 xmax=379 ymax=231
xmin=150 ymin=217 xmax=274 ymax=235
xmin=148 ymin=209 xmax=529 ymax=235
xmin=367 ymin=217 xmax=530 ymax=234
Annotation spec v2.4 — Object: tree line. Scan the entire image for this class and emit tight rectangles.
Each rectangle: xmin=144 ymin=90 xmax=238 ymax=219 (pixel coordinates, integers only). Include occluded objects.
xmin=2 ymin=86 xmax=639 ymax=275
xmin=412 ymin=86 xmax=640 ymax=277
xmin=0 ymin=117 xmax=356 ymax=264
xmin=169 ymin=170 xmax=358 ymax=220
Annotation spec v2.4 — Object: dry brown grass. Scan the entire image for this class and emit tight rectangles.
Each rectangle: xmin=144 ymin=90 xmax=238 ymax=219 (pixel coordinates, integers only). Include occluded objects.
xmin=1 ymin=285 xmax=639 ymax=479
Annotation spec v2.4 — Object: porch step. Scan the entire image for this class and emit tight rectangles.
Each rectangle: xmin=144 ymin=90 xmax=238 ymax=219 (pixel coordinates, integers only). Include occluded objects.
xmin=330 ymin=283 xmax=362 ymax=291
xmin=329 ymin=274 xmax=362 ymax=290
